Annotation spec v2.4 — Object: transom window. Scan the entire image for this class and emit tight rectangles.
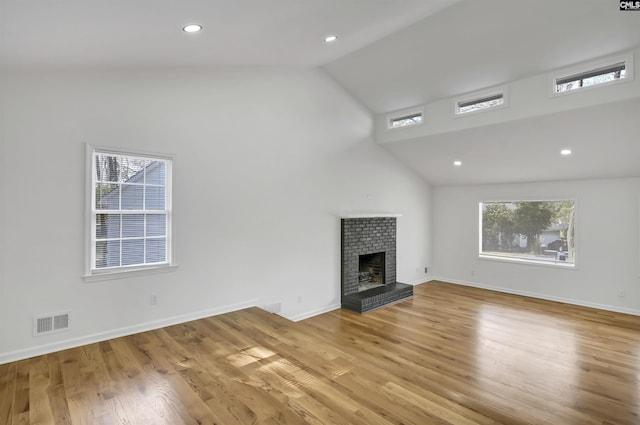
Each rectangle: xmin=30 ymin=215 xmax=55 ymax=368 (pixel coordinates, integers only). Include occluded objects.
xmin=480 ymin=200 xmax=575 ymax=267
xmin=555 ymin=63 xmax=627 ymax=93
xmin=87 ymin=147 xmax=173 ymax=276
xmin=551 ymin=53 xmax=633 ymax=96
xmin=454 ymin=85 xmax=508 ymax=117
xmin=387 ymin=108 xmax=424 ymax=129
xmin=457 ymin=93 xmax=504 ymax=115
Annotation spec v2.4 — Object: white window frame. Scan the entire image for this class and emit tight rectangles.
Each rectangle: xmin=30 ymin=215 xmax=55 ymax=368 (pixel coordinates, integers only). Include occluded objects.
xmin=453 ymin=85 xmax=508 ymax=117
xmin=478 ymin=199 xmax=577 ymax=269
xmin=386 ymin=106 xmax=424 ymax=130
xmin=84 ymin=144 xmax=176 ymax=281
xmin=549 ymin=51 xmax=634 ymax=97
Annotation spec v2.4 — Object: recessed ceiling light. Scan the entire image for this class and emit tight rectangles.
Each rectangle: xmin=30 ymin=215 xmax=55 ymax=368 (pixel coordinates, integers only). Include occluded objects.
xmin=183 ymin=24 xmax=203 ymax=33
xmin=560 ymin=149 xmax=572 ymax=156
xmin=453 ymin=160 xmax=462 ymax=166
xmin=324 ymin=35 xmax=338 ymax=43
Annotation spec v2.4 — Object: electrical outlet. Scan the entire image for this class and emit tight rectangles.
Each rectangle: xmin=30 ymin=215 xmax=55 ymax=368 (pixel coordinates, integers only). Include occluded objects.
xmin=618 ymin=289 xmax=626 ymax=298
xmin=424 ymin=267 xmax=429 ymax=274
xmin=150 ymin=294 xmax=158 ymax=305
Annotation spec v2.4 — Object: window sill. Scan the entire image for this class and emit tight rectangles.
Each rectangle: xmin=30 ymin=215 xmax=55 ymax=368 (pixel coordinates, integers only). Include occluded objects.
xmin=83 ymin=264 xmax=179 ymax=283
xmin=478 ymin=254 xmax=576 ymax=270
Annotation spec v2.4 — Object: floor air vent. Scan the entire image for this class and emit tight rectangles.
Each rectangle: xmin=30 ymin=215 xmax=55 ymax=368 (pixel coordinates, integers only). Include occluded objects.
xmin=33 ymin=312 xmax=71 ymax=336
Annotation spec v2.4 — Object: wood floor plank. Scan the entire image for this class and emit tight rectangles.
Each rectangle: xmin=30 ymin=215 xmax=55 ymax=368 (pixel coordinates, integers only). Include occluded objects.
xmin=2 ymin=280 xmax=640 ymax=424
xmin=0 ymin=362 xmax=17 ymax=425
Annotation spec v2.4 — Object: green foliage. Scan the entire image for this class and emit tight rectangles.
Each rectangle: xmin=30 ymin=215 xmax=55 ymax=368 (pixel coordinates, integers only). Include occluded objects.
xmin=482 ymin=203 xmax=515 ymax=251
xmin=513 ymin=202 xmax=553 ymax=252
xmin=482 ymin=200 xmax=574 ymax=255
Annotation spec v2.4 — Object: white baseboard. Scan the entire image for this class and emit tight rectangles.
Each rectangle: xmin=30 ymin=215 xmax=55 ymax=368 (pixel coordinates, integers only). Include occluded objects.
xmin=286 ymin=303 xmax=341 ymax=322
xmin=0 ymin=298 xmax=259 ymax=365
xmin=429 ymin=276 xmax=640 ymax=316
xmin=405 ymin=278 xmax=431 ymax=286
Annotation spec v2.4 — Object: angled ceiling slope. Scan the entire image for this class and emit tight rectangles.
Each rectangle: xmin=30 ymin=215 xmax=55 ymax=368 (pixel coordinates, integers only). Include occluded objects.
xmin=0 ymin=0 xmax=461 ymax=69
xmin=324 ymin=0 xmax=640 ymax=114
xmin=384 ymin=97 xmax=640 ymax=186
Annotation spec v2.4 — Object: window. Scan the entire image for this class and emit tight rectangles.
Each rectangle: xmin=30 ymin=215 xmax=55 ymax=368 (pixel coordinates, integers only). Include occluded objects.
xmin=454 ymin=85 xmax=508 ymax=117
xmin=480 ymin=200 xmax=575 ymax=267
xmin=86 ymin=146 xmax=173 ymax=277
xmin=551 ymin=53 xmax=633 ymax=95
xmin=457 ymin=94 xmax=504 ymax=114
xmin=387 ymin=108 xmax=424 ymax=129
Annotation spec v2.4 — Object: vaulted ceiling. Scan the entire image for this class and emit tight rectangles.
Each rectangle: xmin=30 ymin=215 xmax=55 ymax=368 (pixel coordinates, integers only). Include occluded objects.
xmin=324 ymin=0 xmax=640 ymax=113
xmin=2 ymin=0 xmax=639 ymax=186
xmin=0 ymin=0 xmax=461 ymax=69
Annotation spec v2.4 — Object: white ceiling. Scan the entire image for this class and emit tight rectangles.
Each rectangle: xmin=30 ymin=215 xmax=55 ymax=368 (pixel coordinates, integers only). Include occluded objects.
xmin=0 ymin=0 xmax=460 ymax=69
xmin=384 ymin=98 xmax=640 ymax=187
xmin=2 ymin=0 xmax=639 ymax=186
xmin=324 ymin=0 xmax=640 ymax=114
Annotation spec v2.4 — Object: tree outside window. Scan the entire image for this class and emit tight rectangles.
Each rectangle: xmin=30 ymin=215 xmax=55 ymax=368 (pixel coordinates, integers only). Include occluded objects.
xmin=480 ymin=200 xmax=575 ymax=265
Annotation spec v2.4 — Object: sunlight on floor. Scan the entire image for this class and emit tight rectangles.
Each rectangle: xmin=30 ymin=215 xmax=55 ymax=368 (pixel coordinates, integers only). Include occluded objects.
xmin=475 ymin=305 xmax=578 ymax=406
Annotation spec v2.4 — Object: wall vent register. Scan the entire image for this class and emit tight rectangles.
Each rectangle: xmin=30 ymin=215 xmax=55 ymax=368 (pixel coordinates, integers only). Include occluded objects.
xmin=33 ymin=312 xmax=70 ymax=336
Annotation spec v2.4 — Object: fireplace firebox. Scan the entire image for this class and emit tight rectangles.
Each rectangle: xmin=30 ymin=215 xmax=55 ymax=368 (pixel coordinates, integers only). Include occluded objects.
xmin=359 ymin=252 xmax=385 ymax=291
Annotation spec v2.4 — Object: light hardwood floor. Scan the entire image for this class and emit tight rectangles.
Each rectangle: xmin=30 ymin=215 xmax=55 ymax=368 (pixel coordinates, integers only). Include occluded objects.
xmin=2 ymin=281 xmax=640 ymax=424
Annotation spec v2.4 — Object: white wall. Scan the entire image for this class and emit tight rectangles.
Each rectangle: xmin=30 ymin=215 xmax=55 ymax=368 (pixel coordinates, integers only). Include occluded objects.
xmin=0 ymin=68 xmax=432 ymax=363
xmin=432 ymin=178 xmax=640 ymax=313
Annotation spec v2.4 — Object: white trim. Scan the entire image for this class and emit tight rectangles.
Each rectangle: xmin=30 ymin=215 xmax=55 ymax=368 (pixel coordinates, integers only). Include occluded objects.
xmin=286 ymin=303 xmax=341 ymax=322
xmin=428 ymin=277 xmax=640 ymax=317
xmin=405 ymin=278 xmax=430 ymax=285
xmin=453 ymin=84 xmax=508 ymax=117
xmin=478 ymin=254 xmax=576 ymax=269
xmin=83 ymin=263 xmax=179 ymax=282
xmin=0 ymin=298 xmax=258 ymax=365
xmin=549 ymin=51 xmax=634 ymax=97
xmin=342 ymin=213 xmax=402 ymax=218
xmin=385 ymin=106 xmax=424 ymax=130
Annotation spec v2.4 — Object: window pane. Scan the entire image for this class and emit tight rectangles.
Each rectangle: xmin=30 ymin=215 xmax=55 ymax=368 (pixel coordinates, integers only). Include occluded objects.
xmin=96 ymin=214 xmax=108 ymax=239
xmin=96 ymin=183 xmax=119 ymax=209
xmin=458 ymin=97 xmax=504 ymax=114
xmin=146 ymin=239 xmax=166 ymax=263
xmin=480 ymin=200 xmax=575 ymax=265
xmin=96 ymin=213 xmax=121 ymax=239
xmin=95 ymin=154 xmax=120 ymax=183
xmin=146 ymin=214 xmax=166 ymax=237
xmin=145 ymin=161 xmax=166 ymax=185
xmin=121 ymin=184 xmax=143 ymax=210
xmin=555 ymin=65 xmax=627 ymax=93
xmin=122 ymin=214 xmax=144 ymax=238
xmin=118 ymin=158 xmax=146 ymax=183
xmin=390 ymin=114 xmax=423 ymax=128
xmin=145 ymin=186 xmax=165 ymax=210
xmin=96 ymin=240 xmax=120 ymax=268
xmin=122 ymin=239 xmax=144 ymax=266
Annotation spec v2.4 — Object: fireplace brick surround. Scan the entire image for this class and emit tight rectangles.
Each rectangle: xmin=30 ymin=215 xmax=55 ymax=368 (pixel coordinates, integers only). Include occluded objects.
xmin=341 ymin=217 xmax=413 ymax=313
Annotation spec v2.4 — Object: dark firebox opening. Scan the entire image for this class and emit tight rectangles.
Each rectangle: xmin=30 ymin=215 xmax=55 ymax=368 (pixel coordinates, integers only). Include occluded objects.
xmin=358 ymin=252 xmax=385 ymax=292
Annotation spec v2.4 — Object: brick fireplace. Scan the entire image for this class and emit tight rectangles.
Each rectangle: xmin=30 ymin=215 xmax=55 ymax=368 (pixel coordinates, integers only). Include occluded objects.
xmin=341 ymin=216 xmax=413 ymax=313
